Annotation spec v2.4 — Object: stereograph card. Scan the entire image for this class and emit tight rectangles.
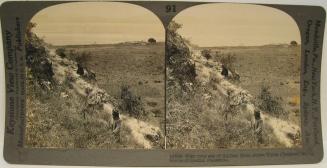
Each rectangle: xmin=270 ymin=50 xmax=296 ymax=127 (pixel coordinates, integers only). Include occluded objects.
xmin=0 ymin=0 xmax=325 ymax=166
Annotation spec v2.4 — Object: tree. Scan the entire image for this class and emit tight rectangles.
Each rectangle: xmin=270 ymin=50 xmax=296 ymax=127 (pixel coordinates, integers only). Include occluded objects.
xmin=290 ymin=41 xmax=298 ymax=46
xmin=148 ymin=38 xmax=156 ymax=44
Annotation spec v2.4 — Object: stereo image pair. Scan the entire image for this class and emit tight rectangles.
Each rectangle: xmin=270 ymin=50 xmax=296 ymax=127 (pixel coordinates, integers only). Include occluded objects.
xmin=24 ymin=2 xmax=302 ymax=150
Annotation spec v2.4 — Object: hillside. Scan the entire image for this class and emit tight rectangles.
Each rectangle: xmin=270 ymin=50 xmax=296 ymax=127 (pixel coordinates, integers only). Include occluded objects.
xmin=166 ymin=21 xmax=301 ymax=149
xmin=204 ymin=45 xmax=301 ymax=126
xmin=25 ymin=25 xmax=164 ymax=149
xmin=62 ymin=42 xmax=165 ymax=131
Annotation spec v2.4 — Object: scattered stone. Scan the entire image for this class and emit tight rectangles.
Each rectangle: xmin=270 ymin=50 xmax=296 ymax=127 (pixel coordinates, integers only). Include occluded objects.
xmin=60 ymin=92 xmax=69 ymax=98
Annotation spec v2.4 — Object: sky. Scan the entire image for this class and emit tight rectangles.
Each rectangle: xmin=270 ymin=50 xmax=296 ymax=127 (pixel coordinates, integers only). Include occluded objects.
xmin=31 ymin=2 xmax=301 ymax=47
xmin=174 ymin=3 xmax=301 ymax=47
xmin=31 ymin=2 xmax=165 ymax=45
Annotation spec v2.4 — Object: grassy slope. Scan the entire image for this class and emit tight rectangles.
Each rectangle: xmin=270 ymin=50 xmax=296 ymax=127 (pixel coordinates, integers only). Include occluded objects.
xmin=205 ymin=45 xmax=301 ymax=125
xmin=63 ymin=43 xmax=165 ymax=128
xmin=26 ymin=74 xmax=143 ymax=149
xmin=26 ymin=43 xmax=165 ymax=149
xmin=166 ymin=21 xmax=300 ymax=148
xmin=166 ymin=49 xmax=285 ymax=149
xmin=205 ymin=45 xmax=301 ymax=96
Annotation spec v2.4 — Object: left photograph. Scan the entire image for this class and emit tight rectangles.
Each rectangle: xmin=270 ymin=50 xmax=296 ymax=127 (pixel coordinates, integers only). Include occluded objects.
xmin=25 ymin=2 xmax=165 ymax=149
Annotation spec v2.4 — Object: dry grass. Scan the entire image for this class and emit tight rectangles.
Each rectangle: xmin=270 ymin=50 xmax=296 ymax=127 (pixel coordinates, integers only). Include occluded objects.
xmin=62 ymin=43 xmax=165 ymax=130
xmin=166 ymin=22 xmax=300 ymax=149
xmin=25 ymin=77 xmax=141 ymax=149
xmin=288 ymin=95 xmax=300 ymax=107
xmin=166 ymin=82 xmax=285 ymax=149
xmin=26 ymin=41 xmax=165 ymax=149
xmin=208 ymin=45 xmax=301 ymax=123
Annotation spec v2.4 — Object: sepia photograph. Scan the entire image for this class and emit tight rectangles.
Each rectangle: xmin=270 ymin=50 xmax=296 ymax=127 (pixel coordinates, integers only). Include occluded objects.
xmin=24 ymin=2 xmax=302 ymax=150
xmin=2 ymin=0 xmax=326 ymax=166
xmin=166 ymin=3 xmax=302 ymax=149
xmin=24 ymin=2 xmax=165 ymax=149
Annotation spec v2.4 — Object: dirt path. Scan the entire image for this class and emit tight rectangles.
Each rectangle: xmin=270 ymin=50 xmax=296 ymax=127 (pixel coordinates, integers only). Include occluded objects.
xmin=191 ymin=48 xmax=300 ymax=147
xmin=49 ymin=49 xmax=161 ymax=149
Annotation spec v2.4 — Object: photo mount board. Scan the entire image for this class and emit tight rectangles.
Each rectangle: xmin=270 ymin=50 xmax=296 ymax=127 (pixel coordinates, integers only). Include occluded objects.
xmin=1 ymin=1 xmax=325 ymax=166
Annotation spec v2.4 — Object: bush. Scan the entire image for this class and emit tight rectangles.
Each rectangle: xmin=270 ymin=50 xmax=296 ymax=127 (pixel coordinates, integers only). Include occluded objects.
xmin=25 ymin=22 xmax=54 ymax=88
xmin=65 ymin=49 xmax=90 ymax=67
xmin=120 ymin=85 xmax=145 ymax=118
xmin=75 ymin=51 xmax=90 ymax=67
xmin=55 ymin=48 xmax=66 ymax=58
xmin=256 ymin=85 xmax=285 ymax=117
xmin=220 ymin=53 xmax=236 ymax=70
xmin=167 ymin=20 xmax=196 ymax=90
xmin=201 ymin=49 xmax=212 ymax=60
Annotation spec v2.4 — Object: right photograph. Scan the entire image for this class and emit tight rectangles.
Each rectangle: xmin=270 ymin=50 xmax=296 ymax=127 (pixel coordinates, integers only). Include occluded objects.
xmin=166 ymin=3 xmax=302 ymax=149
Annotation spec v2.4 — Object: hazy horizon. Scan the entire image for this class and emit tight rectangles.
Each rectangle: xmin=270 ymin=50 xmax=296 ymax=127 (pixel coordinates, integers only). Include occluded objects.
xmin=174 ymin=3 xmax=301 ymax=47
xmin=31 ymin=2 xmax=301 ymax=47
xmin=51 ymin=40 xmax=165 ymax=47
xmin=194 ymin=42 xmax=299 ymax=48
xmin=31 ymin=2 xmax=165 ymax=45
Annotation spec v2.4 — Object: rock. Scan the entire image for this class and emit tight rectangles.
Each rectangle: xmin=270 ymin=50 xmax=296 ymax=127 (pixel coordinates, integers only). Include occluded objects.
xmin=60 ymin=92 xmax=69 ymax=98
xmin=87 ymin=90 xmax=112 ymax=107
xmin=145 ymin=133 xmax=160 ymax=143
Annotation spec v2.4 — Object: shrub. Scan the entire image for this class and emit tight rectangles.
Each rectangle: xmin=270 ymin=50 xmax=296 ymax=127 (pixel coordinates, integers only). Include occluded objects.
xmin=25 ymin=22 xmax=54 ymax=88
xmin=220 ymin=53 xmax=236 ymax=70
xmin=167 ymin=20 xmax=196 ymax=90
xmin=256 ymin=85 xmax=285 ymax=117
xmin=65 ymin=49 xmax=90 ymax=67
xmin=75 ymin=51 xmax=90 ymax=67
xmin=55 ymin=48 xmax=66 ymax=58
xmin=201 ymin=49 xmax=212 ymax=60
xmin=120 ymin=85 xmax=145 ymax=118
xmin=66 ymin=49 xmax=78 ymax=60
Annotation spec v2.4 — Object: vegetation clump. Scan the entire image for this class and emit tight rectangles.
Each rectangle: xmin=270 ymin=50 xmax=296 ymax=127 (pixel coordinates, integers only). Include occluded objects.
xmin=167 ymin=21 xmax=196 ymax=90
xmin=66 ymin=50 xmax=96 ymax=81
xmin=148 ymin=38 xmax=156 ymax=44
xmin=290 ymin=40 xmax=298 ymax=46
xmin=120 ymin=85 xmax=145 ymax=119
xmin=25 ymin=22 xmax=54 ymax=89
xmin=256 ymin=85 xmax=286 ymax=118
xmin=201 ymin=49 xmax=212 ymax=60
xmin=55 ymin=48 xmax=66 ymax=58
xmin=220 ymin=53 xmax=236 ymax=71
